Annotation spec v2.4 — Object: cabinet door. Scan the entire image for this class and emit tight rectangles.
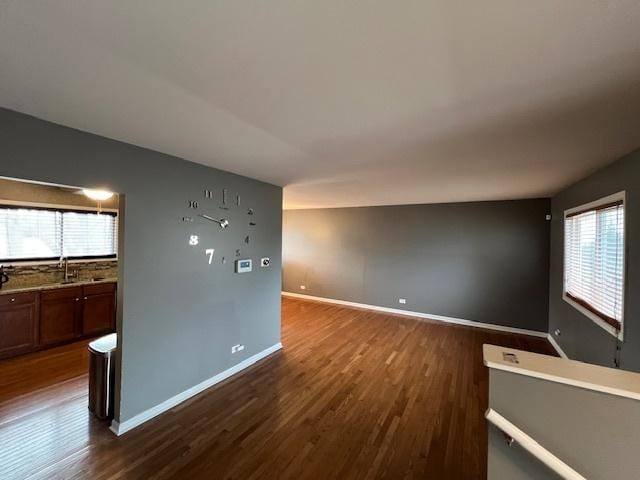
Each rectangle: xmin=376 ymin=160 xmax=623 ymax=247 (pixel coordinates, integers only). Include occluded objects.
xmin=82 ymin=292 xmax=115 ymax=336
xmin=40 ymin=287 xmax=82 ymax=345
xmin=0 ymin=293 xmax=38 ymax=358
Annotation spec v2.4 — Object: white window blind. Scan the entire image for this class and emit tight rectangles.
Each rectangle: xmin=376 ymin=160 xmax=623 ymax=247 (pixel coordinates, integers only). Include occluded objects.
xmin=0 ymin=206 xmax=117 ymax=262
xmin=0 ymin=208 xmax=62 ymax=260
xmin=564 ymin=201 xmax=624 ymax=330
xmin=62 ymin=212 xmax=117 ymax=258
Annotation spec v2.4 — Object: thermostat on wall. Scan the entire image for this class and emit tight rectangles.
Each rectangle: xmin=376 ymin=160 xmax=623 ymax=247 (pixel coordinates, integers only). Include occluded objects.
xmin=235 ymin=259 xmax=253 ymax=273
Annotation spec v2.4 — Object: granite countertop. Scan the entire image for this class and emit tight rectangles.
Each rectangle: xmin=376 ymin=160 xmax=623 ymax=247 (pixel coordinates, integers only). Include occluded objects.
xmin=0 ymin=277 xmax=118 ymax=296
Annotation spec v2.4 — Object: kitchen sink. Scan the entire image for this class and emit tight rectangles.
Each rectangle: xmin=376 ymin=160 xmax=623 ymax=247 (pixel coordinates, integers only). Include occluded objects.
xmin=54 ymin=277 xmax=107 ymax=286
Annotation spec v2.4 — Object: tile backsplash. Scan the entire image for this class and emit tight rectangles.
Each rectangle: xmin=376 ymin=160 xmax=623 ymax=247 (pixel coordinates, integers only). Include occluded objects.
xmin=1 ymin=261 xmax=117 ymax=289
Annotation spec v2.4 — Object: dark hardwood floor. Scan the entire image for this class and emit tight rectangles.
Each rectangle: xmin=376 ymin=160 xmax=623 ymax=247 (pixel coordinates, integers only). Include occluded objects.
xmin=0 ymin=338 xmax=93 ymax=427
xmin=0 ymin=297 xmax=555 ymax=479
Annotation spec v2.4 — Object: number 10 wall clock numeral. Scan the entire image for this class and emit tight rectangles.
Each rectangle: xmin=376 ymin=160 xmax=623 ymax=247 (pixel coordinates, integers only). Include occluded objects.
xmin=205 ymin=248 xmax=215 ymax=264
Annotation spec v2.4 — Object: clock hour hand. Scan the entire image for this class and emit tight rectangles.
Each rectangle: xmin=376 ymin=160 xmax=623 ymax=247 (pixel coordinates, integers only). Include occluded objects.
xmin=199 ymin=214 xmax=230 ymax=229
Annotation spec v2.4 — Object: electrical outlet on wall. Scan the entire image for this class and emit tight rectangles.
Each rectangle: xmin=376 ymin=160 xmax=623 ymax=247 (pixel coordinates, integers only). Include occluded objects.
xmin=231 ymin=344 xmax=245 ymax=354
xmin=399 ymin=298 xmax=407 ymax=304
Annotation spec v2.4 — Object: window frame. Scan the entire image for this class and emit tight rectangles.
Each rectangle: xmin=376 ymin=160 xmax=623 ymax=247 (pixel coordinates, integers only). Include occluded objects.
xmin=0 ymin=200 xmax=118 ymax=265
xmin=562 ymin=191 xmax=626 ymax=341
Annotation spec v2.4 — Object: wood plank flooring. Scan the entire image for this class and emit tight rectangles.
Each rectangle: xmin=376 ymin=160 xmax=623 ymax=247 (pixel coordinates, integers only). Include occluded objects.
xmin=0 ymin=297 xmax=555 ymax=479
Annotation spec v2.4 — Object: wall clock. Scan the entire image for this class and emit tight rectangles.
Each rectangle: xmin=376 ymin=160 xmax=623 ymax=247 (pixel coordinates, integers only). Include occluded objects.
xmin=182 ymin=188 xmax=256 ymax=269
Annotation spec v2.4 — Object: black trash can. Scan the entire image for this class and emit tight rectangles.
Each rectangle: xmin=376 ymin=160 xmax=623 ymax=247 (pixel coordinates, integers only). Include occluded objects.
xmin=88 ymin=333 xmax=117 ymax=420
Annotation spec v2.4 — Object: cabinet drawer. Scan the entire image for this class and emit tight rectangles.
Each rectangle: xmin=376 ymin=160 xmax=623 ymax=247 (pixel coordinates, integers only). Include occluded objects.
xmin=0 ymin=291 xmax=37 ymax=307
xmin=41 ymin=286 xmax=82 ymax=301
xmin=83 ymin=282 xmax=116 ymax=296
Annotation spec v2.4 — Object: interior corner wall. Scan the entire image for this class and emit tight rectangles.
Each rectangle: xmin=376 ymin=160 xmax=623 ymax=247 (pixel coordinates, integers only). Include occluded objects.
xmin=283 ymin=199 xmax=551 ymax=333
xmin=0 ymin=108 xmax=283 ymax=423
xmin=548 ymin=149 xmax=640 ymax=371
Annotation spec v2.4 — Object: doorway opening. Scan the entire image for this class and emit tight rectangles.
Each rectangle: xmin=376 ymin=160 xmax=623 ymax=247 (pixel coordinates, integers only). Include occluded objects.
xmin=0 ymin=175 xmax=122 ymax=453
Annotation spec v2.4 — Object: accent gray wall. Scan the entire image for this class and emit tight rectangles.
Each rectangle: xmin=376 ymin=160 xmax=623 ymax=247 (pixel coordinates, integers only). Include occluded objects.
xmin=283 ymin=200 xmax=550 ymax=332
xmin=0 ymin=108 xmax=282 ymax=423
xmin=549 ymin=149 xmax=640 ymax=370
xmin=488 ymin=369 xmax=640 ymax=479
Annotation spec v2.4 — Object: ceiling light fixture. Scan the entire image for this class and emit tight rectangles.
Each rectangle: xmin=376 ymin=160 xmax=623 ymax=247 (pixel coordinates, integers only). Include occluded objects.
xmin=82 ymin=188 xmax=115 ymax=214
xmin=83 ymin=189 xmax=114 ymax=201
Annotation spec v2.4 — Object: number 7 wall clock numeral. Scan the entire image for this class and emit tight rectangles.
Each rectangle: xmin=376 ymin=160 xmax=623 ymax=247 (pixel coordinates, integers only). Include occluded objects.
xmin=205 ymin=248 xmax=215 ymax=264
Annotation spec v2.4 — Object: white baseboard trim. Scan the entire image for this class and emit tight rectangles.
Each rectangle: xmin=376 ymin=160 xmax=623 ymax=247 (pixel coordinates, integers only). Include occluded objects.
xmin=109 ymin=342 xmax=283 ymax=436
xmin=546 ymin=333 xmax=569 ymax=359
xmin=282 ymin=291 xmax=548 ymax=339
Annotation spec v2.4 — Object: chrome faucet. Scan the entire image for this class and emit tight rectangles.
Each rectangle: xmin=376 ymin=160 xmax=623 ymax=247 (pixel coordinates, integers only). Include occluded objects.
xmin=59 ymin=257 xmax=77 ymax=283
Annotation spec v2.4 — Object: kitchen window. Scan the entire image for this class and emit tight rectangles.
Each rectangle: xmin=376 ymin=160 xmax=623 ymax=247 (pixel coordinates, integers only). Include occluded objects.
xmin=563 ymin=192 xmax=625 ymax=339
xmin=0 ymin=205 xmax=117 ymax=263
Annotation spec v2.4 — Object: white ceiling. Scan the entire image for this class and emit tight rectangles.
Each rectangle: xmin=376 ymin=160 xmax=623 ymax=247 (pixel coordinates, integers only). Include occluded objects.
xmin=1 ymin=1 xmax=639 ymax=209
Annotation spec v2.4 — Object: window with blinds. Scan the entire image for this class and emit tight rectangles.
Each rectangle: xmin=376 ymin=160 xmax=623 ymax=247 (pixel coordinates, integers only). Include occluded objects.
xmin=564 ymin=196 xmax=625 ymax=333
xmin=0 ymin=206 xmax=117 ymax=262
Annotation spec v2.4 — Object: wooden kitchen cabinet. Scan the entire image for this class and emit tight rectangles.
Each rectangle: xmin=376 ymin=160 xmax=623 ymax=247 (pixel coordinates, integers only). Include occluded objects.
xmin=82 ymin=282 xmax=116 ymax=336
xmin=39 ymin=286 xmax=83 ymax=346
xmin=0 ymin=292 xmax=38 ymax=359
xmin=1 ymin=282 xmax=116 ymax=359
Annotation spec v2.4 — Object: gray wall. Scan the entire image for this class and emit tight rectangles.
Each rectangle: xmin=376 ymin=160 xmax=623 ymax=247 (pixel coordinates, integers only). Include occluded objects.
xmin=0 ymin=108 xmax=282 ymax=423
xmin=549 ymin=149 xmax=639 ymax=370
xmin=488 ymin=424 xmax=561 ymax=480
xmin=488 ymin=369 xmax=640 ymax=479
xmin=283 ymin=199 xmax=550 ymax=332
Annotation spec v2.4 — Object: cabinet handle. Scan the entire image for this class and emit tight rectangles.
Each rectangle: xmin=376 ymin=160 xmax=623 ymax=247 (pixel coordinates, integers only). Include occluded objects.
xmin=84 ymin=297 xmax=88 ymax=300
xmin=75 ymin=298 xmax=80 ymax=301
xmin=10 ymin=298 xmax=16 ymax=302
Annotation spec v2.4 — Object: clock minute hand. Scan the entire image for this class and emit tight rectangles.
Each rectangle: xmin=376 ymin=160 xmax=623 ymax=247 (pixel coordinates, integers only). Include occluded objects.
xmin=199 ymin=214 xmax=230 ymax=229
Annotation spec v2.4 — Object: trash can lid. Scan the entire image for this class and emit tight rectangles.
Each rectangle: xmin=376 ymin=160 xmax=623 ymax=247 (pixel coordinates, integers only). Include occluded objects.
xmin=89 ymin=333 xmax=117 ymax=354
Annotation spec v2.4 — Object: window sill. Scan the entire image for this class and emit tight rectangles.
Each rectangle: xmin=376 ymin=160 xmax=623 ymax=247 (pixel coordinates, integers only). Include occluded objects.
xmin=562 ymin=294 xmax=623 ymax=341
